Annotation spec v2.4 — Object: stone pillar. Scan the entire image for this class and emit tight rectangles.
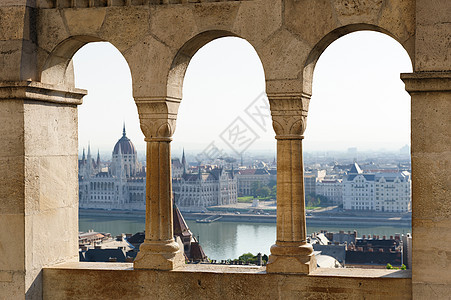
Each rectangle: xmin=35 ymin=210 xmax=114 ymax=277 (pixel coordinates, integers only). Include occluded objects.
xmin=266 ymin=92 xmax=316 ymax=274
xmin=0 ymin=81 xmax=85 ymax=299
xmin=134 ymin=97 xmax=185 ymax=270
xmin=401 ymin=72 xmax=451 ymax=298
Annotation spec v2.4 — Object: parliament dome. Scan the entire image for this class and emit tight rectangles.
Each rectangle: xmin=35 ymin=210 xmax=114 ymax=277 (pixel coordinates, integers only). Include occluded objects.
xmin=113 ymin=125 xmax=136 ymax=155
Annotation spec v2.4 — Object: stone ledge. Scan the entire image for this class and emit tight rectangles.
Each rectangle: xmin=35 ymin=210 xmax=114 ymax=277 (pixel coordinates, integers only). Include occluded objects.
xmin=37 ymin=0 xmax=247 ymax=9
xmin=401 ymin=72 xmax=451 ymax=92
xmin=46 ymin=261 xmax=411 ymax=278
xmin=43 ymin=262 xmax=413 ymax=299
xmin=0 ymin=81 xmax=87 ymax=105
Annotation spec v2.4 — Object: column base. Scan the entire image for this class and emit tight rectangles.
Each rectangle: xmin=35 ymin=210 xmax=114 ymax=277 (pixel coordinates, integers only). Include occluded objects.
xmin=266 ymin=242 xmax=317 ymax=274
xmin=134 ymin=239 xmax=185 ymax=270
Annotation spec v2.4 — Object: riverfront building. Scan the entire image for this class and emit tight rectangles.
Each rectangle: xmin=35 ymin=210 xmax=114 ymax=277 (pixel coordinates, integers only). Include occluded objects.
xmin=78 ymin=126 xmax=146 ymax=211
xmin=235 ymin=168 xmax=273 ymax=196
xmin=172 ymin=167 xmax=238 ymax=211
xmin=316 ymin=179 xmax=343 ymax=205
xmin=343 ymin=163 xmax=411 ymax=212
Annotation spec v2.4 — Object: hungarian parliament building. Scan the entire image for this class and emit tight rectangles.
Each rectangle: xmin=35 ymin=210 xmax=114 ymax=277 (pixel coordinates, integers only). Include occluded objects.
xmin=78 ymin=126 xmax=237 ymax=211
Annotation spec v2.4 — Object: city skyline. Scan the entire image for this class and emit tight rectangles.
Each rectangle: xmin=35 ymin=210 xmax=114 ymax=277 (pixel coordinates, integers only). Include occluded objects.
xmin=74 ymin=31 xmax=412 ymax=156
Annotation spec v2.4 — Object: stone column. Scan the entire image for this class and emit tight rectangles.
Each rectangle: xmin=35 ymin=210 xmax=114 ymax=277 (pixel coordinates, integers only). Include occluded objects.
xmin=0 ymin=81 xmax=85 ymax=299
xmin=134 ymin=97 xmax=185 ymax=270
xmin=401 ymin=72 xmax=451 ymax=297
xmin=266 ymin=92 xmax=316 ymax=274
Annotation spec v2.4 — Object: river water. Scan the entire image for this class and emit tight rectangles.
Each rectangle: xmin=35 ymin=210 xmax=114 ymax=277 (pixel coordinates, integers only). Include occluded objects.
xmin=79 ymin=215 xmax=411 ymax=261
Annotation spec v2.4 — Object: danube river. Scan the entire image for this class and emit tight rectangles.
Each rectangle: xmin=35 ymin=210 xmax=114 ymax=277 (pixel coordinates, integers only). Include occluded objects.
xmin=79 ymin=214 xmax=411 ymax=261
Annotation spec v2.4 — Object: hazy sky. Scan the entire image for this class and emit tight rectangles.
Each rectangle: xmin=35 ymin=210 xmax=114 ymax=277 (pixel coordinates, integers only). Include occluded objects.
xmin=74 ymin=31 xmax=412 ymax=158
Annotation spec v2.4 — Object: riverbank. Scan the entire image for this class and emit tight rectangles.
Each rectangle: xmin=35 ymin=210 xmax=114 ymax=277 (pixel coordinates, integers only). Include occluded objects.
xmin=79 ymin=209 xmax=411 ymax=227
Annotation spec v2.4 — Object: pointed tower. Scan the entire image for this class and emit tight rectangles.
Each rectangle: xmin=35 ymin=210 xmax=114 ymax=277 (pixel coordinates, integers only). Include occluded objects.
xmin=182 ymin=148 xmax=187 ymax=175
xmin=96 ymin=149 xmax=101 ymax=171
xmin=82 ymin=148 xmax=86 ymax=163
xmin=87 ymin=143 xmax=93 ymax=175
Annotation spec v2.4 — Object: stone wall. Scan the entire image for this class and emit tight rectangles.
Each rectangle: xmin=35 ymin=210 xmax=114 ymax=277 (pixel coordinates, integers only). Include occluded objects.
xmin=0 ymin=0 xmax=450 ymax=298
xmin=43 ymin=263 xmax=412 ymax=300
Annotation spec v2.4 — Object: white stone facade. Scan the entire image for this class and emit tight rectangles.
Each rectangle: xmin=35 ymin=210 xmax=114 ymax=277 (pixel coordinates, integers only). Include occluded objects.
xmin=235 ymin=169 xmax=273 ymax=196
xmin=79 ymin=126 xmax=145 ymax=211
xmin=343 ymin=163 xmax=411 ymax=212
xmin=316 ymin=179 xmax=343 ymax=205
xmin=172 ymin=168 xmax=237 ymax=211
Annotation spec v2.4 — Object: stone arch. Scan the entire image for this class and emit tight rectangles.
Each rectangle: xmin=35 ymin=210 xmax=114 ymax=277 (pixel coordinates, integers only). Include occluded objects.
xmin=167 ymin=30 xmax=265 ymax=100
xmin=40 ymin=35 xmax=132 ymax=89
xmin=302 ymin=24 xmax=414 ymax=95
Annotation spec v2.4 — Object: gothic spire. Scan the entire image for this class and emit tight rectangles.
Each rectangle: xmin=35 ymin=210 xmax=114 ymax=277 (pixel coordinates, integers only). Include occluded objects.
xmin=182 ymin=148 xmax=186 ymax=175
xmin=122 ymin=122 xmax=126 ymax=137
xmin=96 ymin=149 xmax=100 ymax=167
xmin=82 ymin=147 xmax=86 ymax=162
xmin=182 ymin=148 xmax=186 ymax=165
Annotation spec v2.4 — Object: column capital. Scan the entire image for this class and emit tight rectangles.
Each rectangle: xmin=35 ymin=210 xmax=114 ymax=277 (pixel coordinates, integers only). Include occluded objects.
xmin=135 ymin=96 xmax=181 ymax=142
xmin=268 ymin=92 xmax=310 ymax=139
xmin=401 ymin=71 xmax=451 ymax=93
xmin=0 ymin=81 xmax=87 ymax=105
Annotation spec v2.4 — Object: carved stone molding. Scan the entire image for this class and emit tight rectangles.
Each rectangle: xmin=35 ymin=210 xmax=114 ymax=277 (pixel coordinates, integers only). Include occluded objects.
xmin=0 ymin=81 xmax=86 ymax=105
xmin=268 ymin=92 xmax=311 ymax=139
xmin=135 ymin=97 xmax=181 ymax=141
xmin=401 ymin=72 xmax=451 ymax=93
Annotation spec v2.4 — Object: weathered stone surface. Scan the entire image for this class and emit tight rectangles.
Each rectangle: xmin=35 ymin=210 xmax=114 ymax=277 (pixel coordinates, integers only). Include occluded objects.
xmin=0 ymin=156 xmax=25 ymax=215
xmin=416 ymin=0 xmax=451 ymax=26
xmin=259 ymin=29 xmax=311 ymax=81
xmin=100 ymin=7 xmax=150 ymax=53
xmin=123 ymin=35 xmax=173 ymax=98
xmin=24 ymin=102 xmax=78 ymax=157
xmin=1 ymin=0 xmax=451 ymax=298
xmin=43 ymin=264 xmax=412 ymax=300
xmin=149 ymin=5 xmax=198 ymax=51
xmin=0 ymin=100 xmax=25 ymax=157
xmin=63 ymin=8 xmax=106 ymax=37
xmin=415 ymin=24 xmax=451 ymax=72
xmin=190 ymin=2 xmax=241 ymax=33
xmin=36 ymin=9 xmax=70 ymax=53
xmin=0 ymin=271 xmax=25 ymax=300
xmin=333 ymin=0 xmax=383 ymax=25
xmin=233 ymin=0 xmax=282 ymax=48
xmin=378 ymin=0 xmax=415 ymax=45
xmin=411 ymin=93 xmax=451 ymax=154
xmin=284 ymin=0 xmax=338 ymax=48
xmin=0 ymin=214 xmax=25 ymax=272
xmin=0 ymin=6 xmax=26 ymax=40
xmin=0 ymin=40 xmax=23 ymax=81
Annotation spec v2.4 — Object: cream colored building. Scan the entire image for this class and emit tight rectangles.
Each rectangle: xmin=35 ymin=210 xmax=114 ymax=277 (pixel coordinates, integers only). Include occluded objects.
xmin=236 ymin=168 xmax=272 ymax=196
xmin=0 ymin=0 xmax=449 ymax=299
xmin=172 ymin=168 xmax=237 ymax=210
xmin=343 ymin=163 xmax=411 ymax=212
xmin=316 ymin=179 xmax=343 ymax=205
xmin=79 ymin=126 xmax=146 ymax=210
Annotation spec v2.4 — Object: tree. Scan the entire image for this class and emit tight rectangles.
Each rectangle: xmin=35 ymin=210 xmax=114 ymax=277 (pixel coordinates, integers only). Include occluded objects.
xmin=256 ymin=186 xmax=271 ymax=198
xmin=238 ymin=253 xmax=255 ymax=263
xmin=250 ymin=182 xmax=262 ymax=196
